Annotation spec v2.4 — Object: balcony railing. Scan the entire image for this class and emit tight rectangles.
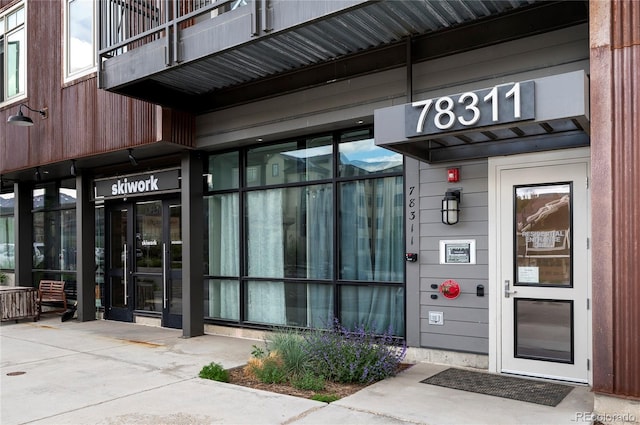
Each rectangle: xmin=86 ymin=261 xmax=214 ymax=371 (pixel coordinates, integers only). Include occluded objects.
xmin=98 ymin=0 xmax=255 ymax=65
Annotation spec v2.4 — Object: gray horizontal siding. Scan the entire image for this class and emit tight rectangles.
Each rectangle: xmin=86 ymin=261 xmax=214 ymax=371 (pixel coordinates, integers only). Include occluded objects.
xmin=417 ymin=159 xmax=489 ymax=354
xmin=420 ymin=333 xmax=489 ymax=354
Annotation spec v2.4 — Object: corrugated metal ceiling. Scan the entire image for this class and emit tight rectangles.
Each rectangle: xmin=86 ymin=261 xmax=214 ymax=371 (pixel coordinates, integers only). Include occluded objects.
xmin=151 ymin=0 xmax=539 ymax=95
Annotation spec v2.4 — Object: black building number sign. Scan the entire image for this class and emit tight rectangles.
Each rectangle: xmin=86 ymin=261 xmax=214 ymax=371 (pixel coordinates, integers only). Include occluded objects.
xmin=405 ymin=81 xmax=535 ymax=138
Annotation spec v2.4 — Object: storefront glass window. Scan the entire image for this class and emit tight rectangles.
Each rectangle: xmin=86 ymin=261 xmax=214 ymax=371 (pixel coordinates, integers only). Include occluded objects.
xmin=339 ymin=176 xmax=404 ymax=282
xmin=204 ymin=128 xmax=404 ymax=336
xmin=204 ymin=278 xmax=239 ymax=321
xmin=245 ymin=280 xmax=333 ymax=327
xmin=204 ymin=193 xmax=239 ymax=276
xmin=207 ymin=151 xmax=239 ymax=191
xmin=95 ymin=206 xmax=104 ymax=308
xmin=340 ymin=285 xmax=404 ymax=335
xmin=0 ymin=192 xmax=15 ymax=270
xmin=246 ymin=184 xmax=332 ymax=279
xmin=246 ymin=136 xmax=333 ymax=187
xmin=32 ymin=180 xmax=77 ymax=298
xmin=339 ymin=131 xmax=403 ymax=177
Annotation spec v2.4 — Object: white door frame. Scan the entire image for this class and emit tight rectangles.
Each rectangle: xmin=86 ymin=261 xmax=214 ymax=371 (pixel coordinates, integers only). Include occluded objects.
xmin=488 ymin=147 xmax=592 ymax=384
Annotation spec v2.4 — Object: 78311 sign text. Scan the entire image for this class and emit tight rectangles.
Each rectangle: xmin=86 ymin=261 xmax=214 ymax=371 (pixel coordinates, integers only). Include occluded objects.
xmin=405 ymin=81 xmax=535 ymax=138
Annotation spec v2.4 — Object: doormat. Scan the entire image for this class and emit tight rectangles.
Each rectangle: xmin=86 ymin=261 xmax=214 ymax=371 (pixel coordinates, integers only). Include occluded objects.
xmin=420 ymin=368 xmax=574 ymax=407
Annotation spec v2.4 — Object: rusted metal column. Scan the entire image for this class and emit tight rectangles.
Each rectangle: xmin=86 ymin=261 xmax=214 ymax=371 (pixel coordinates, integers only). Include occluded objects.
xmin=590 ymin=0 xmax=640 ymax=399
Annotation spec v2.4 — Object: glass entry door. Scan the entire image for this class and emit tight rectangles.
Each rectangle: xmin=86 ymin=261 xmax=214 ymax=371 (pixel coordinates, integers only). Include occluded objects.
xmin=498 ymin=161 xmax=589 ymax=383
xmin=106 ymin=199 xmax=182 ymax=329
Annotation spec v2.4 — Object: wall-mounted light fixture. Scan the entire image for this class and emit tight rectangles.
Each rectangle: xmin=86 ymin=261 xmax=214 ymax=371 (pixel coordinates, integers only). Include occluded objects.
xmin=35 ymin=167 xmax=42 ymax=182
xmin=441 ymin=188 xmax=461 ymax=225
xmin=70 ymin=160 xmax=77 ymax=176
xmin=128 ymin=149 xmax=138 ymax=166
xmin=7 ymin=104 xmax=48 ymax=126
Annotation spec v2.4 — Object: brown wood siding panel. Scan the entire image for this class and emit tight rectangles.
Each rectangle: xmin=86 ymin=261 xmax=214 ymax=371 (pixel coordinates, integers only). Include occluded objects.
xmin=165 ymin=108 xmax=196 ymax=147
xmin=61 ymin=80 xmax=161 ymax=157
xmin=0 ymin=1 xmax=195 ymax=176
xmin=591 ymin=0 xmax=640 ymax=399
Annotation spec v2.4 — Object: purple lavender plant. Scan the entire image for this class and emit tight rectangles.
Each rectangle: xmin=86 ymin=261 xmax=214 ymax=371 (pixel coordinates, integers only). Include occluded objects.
xmin=303 ymin=318 xmax=407 ymax=384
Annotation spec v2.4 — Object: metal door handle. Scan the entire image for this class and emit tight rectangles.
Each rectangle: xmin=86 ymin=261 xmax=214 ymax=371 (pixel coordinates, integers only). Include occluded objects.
xmin=504 ymin=280 xmax=517 ymax=298
xmin=163 ymin=243 xmax=167 ymax=309
xmin=123 ymin=244 xmax=128 ymax=305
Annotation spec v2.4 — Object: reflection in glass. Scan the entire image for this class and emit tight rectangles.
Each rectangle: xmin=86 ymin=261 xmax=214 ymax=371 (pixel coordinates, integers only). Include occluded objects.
xmin=7 ymin=25 xmax=25 ymax=98
xmin=169 ymin=204 xmax=182 ymax=315
xmin=169 ymin=278 xmax=182 ymax=314
xmin=135 ymin=276 xmax=162 ymax=311
xmin=515 ymin=299 xmax=573 ymax=363
xmin=246 ymin=137 xmax=333 ymax=187
xmin=515 ymin=184 xmax=571 ymax=286
xmin=95 ymin=206 xmax=105 ymax=307
xmin=203 ymin=128 xmax=404 ymax=332
xmin=68 ymin=0 xmax=95 ymax=75
xmin=207 ymin=151 xmax=239 ymax=191
xmin=169 ymin=204 xmax=181 ymax=269
xmin=109 ymin=208 xmax=127 ymax=308
xmin=111 ymin=276 xmax=125 ymax=308
xmin=0 ymin=192 xmax=15 ymax=270
xmin=136 ymin=201 xmax=162 ymax=272
xmin=31 ymin=180 xmax=78 ymax=271
xmin=339 ymin=132 xmax=403 ymax=177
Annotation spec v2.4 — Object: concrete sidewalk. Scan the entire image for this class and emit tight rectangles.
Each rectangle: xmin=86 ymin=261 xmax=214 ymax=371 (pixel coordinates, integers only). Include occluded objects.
xmin=1 ymin=317 xmax=593 ymax=425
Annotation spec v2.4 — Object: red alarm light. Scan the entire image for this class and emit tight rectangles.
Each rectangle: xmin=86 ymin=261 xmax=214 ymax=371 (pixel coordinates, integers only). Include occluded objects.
xmin=447 ymin=168 xmax=459 ymax=183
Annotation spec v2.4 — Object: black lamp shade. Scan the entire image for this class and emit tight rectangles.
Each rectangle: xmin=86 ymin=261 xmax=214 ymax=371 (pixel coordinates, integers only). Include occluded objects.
xmin=7 ymin=110 xmax=34 ymax=126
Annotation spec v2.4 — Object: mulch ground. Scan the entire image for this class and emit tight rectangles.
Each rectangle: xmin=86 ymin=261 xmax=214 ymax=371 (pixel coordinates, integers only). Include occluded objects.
xmin=226 ymin=363 xmax=413 ymax=400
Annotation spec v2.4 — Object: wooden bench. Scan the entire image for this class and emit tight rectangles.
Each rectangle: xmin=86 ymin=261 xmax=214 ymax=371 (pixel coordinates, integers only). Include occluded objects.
xmin=38 ymin=280 xmax=67 ymax=315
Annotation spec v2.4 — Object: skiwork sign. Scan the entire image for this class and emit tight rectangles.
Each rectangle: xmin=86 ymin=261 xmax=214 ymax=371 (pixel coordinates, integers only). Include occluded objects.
xmin=94 ymin=169 xmax=180 ymax=200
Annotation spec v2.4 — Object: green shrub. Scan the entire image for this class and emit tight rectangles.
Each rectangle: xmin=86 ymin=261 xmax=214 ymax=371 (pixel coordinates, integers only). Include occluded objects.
xmin=310 ymin=393 xmax=340 ymax=403
xmin=251 ymin=344 xmax=266 ymax=359
xmin=254 ymin=355 xmax=287 ymax=384
xmin=267 ymin=328 xmax=309 ymax=375
xmin=198 ymin=362 xmax=229 ymax=382
xmin=291 ymin=371 xmax=325 ymax=391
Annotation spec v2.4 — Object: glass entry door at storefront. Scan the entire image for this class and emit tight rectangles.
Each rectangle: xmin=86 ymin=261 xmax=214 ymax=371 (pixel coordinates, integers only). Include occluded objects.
xmin=106 ymin=199 xmax=182 ymax=329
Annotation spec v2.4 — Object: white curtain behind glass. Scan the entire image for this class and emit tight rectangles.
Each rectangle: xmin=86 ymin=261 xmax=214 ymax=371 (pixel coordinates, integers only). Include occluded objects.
xmin=374 ymin=177 xmax=403 ymax=281
xmin=341 ymin=181 xmax=373 ymax=280
xmin=341 ymin=177 xmax=404 ymax=334
xmin=247 ymin=190 xmax=286 ymax=324
xmin=306 ymin=186 xmax=333 ymax=327
xmin=208 ymin=194 xmax=239 ymax=320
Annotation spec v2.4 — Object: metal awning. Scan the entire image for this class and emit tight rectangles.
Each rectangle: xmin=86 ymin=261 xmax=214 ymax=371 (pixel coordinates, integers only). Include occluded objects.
xmin=98 ymin=0 xmax=588 ymax=113
xmin=374 ymin=71 xmax=590 ymax=163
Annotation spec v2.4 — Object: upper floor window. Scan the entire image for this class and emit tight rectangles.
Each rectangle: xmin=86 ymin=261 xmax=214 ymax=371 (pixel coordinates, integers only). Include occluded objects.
xmin=64 ymin=0 xmax=95 ymax=81
xmin=0 ymin=3 xmax=26 ymax=102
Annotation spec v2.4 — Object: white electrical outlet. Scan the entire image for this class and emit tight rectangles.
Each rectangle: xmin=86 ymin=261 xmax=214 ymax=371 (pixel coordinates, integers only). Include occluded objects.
xmin=428 ymin=311 xmax=444 ymax=325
